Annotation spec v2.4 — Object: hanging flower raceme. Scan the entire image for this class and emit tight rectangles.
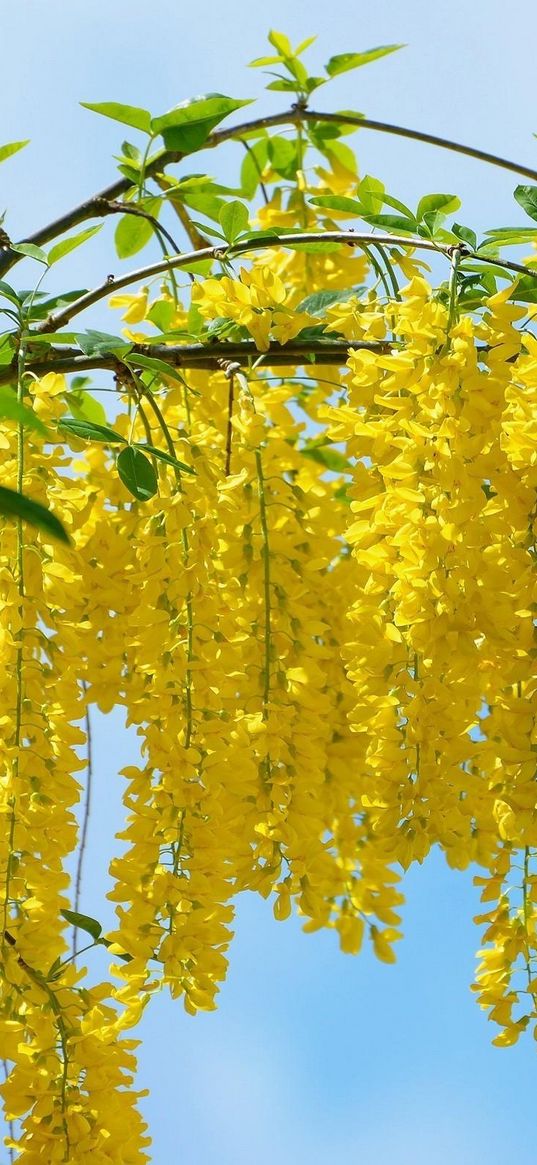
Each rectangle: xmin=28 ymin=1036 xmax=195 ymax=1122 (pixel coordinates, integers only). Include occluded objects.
xmin=2 ymin=41 xmax=537 ymax=1159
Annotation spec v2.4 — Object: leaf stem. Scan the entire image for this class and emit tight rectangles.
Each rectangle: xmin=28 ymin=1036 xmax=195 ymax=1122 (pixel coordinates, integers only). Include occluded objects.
xmin=72 ymin=683 xmax=93 ymax=959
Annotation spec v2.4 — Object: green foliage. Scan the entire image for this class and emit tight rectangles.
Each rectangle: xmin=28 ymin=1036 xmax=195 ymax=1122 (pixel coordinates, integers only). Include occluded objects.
xmin=0 ymin=485 xmax=69 ymax=543
xmin=0 ymin=140 xmax=30 ymax=165
xmin=324 ymin=45 xmax=405 ymax=77
xmin=117 ymin=445 xmax=158 ymax=500
xmin=0 ymin=387 xmax=48 ymax=434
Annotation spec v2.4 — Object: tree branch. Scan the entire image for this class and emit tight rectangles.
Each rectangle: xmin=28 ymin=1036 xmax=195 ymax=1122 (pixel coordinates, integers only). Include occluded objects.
xmin=0 ymin=339 xmax=393 ymax=386
xmin=35 ymin=232 xmax=534 ymax=335
xmin=2 ymin=106 xmax=536 ymax=277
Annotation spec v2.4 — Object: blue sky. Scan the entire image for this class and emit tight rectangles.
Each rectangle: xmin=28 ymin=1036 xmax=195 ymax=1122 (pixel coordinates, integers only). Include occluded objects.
xmin=3 ymin=3 xmax=537 ymax=1162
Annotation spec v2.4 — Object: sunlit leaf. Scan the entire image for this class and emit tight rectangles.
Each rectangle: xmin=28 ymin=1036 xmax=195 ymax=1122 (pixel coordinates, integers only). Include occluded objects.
xmin=58 ymin=418 xmax=126 ymax=444
xmin=514 ymin=184 xmax=537 ymax=223
xmin=80 ymin=102 xmax=152 ymax=133
xmin=0 ymin=140 xmax=30 ymax=165
xmin=132 ymin=443 xmax=196 ymax=474
xmin=219 ymin=200 xmax=250 ymax=242
xmin=325 ymin=45 xmax=405 ymax=77
xmin=114 ymin=213 xmax=155 ymax=259
xmin=48 ymin=225 xmax=103 ymax=266
xmin=61 ymin=909 xmax=102 ymax=941
xmin=11 ymin=242 xmax=48 ymax=264
xmin=151 ymin=95 xmax=252 ymax=153
xmin=0 ymin=387 xmax=48 ymax=434
xmin=0 ymin=486 xmax=69 ymax=543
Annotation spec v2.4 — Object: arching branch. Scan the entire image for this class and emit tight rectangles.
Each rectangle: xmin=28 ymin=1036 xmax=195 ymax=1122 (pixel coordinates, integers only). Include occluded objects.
xmin=1 ymin=107 xmax=536 ymax=277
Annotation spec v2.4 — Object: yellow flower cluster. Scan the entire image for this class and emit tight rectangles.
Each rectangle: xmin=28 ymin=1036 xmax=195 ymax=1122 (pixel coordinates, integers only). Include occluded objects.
xmin=1 ymin=143 xmax=536 ymax=1160
xmin=321 ymin=277 xmax=537 ymax=1043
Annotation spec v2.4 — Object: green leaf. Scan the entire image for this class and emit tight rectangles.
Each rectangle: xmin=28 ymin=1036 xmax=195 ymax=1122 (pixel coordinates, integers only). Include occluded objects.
xmin=97 ymin=937 xmax=134 ymax=963
xmin=0 ymin=140 xmax=30 ymax=165
xmin=325 ymin=45 xmax=405 ymax=77
xmin=296 ymin=35 xmax=317 ymax=55
xmin=115 ymin=213 xmax=154 ymax=259
xmin=452 ymin=223 xmax=478 ymax=250
xmin=146 ymin=299 xmax=176 ymax=332
xmin=362 ymin=214 xmax=417 ymax=234
xmin=267 ymin=136 xmax=298 ymax=179
xmin=0 ymin=281 xmax=22 ymax=306
xmin=26 ymin=290 xmax=88 ymax=321
xmin=121 ymin=140 xmax=142 ymax=162
xmin=75 ymin=331 xmax=133 ymax=357
xmin=188 ymin=220 xmax=226 ymax=242
xmin=127 ymin=353 xmax=187 ymax=385
xmin=296 ymin=287 xmax=361 ymax=317
xmin=80 ymin=102 xmax=152 ymax=133
xmin=482 ymin=227 xmax=537 ymax=246
xmin=66 ymin=388 xmax=107 ymax=426
xmin=305 ymin=76 xmax=327 ymax=95
xmin=117 ymin=445 xmax=158 ymax=500
xmin=0 ymin=387 xmax=48 ymax=434
xmin=268 ymin=30 xmax=293 ymax=56
xmin=132 ymin=443 xmax=196 ymax=474
xmin=117 ymin=163 xmax=143 ymax=184
xmin=240 ymin=139 xmax=269 ymax=198
xmin=219 ymin=200 xmax=249 ymax=243
xmin=48 ymin=225 xmax=103 ymax=266
xmin=509 ymin=274 xmax=537 ymax=303
xmin=151 ymin=95 xmax=252 ymax=153
xmin=514 ymin=184 xmax=537 ymax=223
xmin=61 ymin=909 xmax=102 ymax=940
xmin=180 ymin=191 xmax=226 ymax=222
xmin=322 ymin=141 xmax=358 ymax=174
xmin=0 ymin=486 xmax=69 ymax=543
xmin=310 ymin=194 xmax=364 ymax=216
xmin=381 ymin=193 xmax=415 ymax=218
xmin=416 ymin=193 xmax=461 ymax=221
xmin=11 ymin=242 xmax=48 ymax=264
xmin=300 ymin=440 xmax=351 ymax=472
xmin=357 ymin=175 xmax=385 ymax=215
xmin=249 ymin=55 xmax=283 ymax=68
xmin=266 ymin=79 xmax=300 ymax=93
xmin=58 ymin=418 xmax=126 ymax=444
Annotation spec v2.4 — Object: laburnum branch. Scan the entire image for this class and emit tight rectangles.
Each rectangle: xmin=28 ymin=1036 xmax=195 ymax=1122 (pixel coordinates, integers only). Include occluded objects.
xmin=2 ymin=106 xmax=537 ymax=277
xmin=33 ymin=231 xmax=534 ymax=335
xmin=0 ymin=340 xmax=392 ymax=386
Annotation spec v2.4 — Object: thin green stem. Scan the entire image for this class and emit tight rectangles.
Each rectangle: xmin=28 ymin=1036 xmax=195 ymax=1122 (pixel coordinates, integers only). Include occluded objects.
xmin=72 ymin=683 xmax=92 ymax=959
xmin=3 ymin=932 xmax=71 ymax=1159
xmin=225 ymin=370 xmax=235 ymax=476
xmin=255 ymin=448 xmax=272 ymax=727
xmin=2 ymin=326 xmax=27 ymax=947
xmin=136 ymin=380 xmax=195 ymax=908
xmin=439 ymin=246 xmax=463 ymax=355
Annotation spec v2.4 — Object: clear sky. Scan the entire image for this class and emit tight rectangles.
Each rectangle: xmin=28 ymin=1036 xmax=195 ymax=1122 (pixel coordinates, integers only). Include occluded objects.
xmin=3 ymin=2 xmax=537 ymax=1163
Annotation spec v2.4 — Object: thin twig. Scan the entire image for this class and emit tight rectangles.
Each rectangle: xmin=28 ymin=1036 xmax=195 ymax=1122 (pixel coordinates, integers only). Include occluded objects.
xmin=221 ymin=361 xmax=239 ymax=474
xmin=33 ymin=231 xmax=534 ymax=335
xmin=105 ymin=200 xmax=181 ymax=255
xmin=72 ymin=681 xmax=92 ymax=960
xmin=154 ymin=176 xmax=211 ymax=250
xmin=240 ymin=139 xmax=269 ymax=205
